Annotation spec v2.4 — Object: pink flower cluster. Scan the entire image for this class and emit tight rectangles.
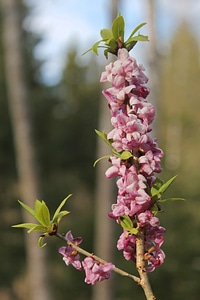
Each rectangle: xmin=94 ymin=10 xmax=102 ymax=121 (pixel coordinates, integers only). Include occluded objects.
xmin=59 ymin=231 xmax=83 ymax=271
xmin=82 ymin=257 xmax=115 ymax=285
xmin=59 ymin=231 xmax=115 ymax=284
xmin=101 ymin=48 xmax=165 ymax=272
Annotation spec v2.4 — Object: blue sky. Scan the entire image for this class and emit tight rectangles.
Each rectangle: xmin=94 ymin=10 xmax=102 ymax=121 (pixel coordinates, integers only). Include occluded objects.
xmin=24 ymin=0 xmax=200 ymax=85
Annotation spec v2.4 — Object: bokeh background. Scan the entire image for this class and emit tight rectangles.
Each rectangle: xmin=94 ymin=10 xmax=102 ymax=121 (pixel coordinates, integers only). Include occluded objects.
xmin=0 ymin=0 xmax=200 ymax=299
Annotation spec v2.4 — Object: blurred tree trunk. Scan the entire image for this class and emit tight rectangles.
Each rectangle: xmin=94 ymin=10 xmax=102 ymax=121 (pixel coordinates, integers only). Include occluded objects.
xmin=92 ymin=1 xmax=119 ymax=300
xmin=1 ymin=0 xmax=52 ymax=299
xmin=146 ymin=0 xmax=160 ymax=134
xmin=147 ymin=0 xmax=158 ymax=99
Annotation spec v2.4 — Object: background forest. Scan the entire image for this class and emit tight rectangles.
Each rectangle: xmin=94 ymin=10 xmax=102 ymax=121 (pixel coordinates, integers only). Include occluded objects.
xmin=0 ymin=1 xmax=200 ymax=300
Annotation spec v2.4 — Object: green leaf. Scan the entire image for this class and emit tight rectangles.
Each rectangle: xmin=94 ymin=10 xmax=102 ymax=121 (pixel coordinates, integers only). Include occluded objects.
xmin=153 ymin=177 xmax=164 ymax=189
xmin=82 ymin=40 xmax=103 ymax=56
xmin=95 ymin=129 xmax=114 ymax=151
xmin=151 ymin=177 xmax=164 ymax=198
xmin=119 ymin=215 xmax=138 ymax=234
xmin=92 ymin=40 xmax=103 ymax=55
xmin=133 ymin=34 xmax=149 ymax=42
xmin=34 ymin=199 xmax=42 ymax=213
xmin=28 ymin=225 xmax=46 ymax=233
xmin=151 ymin=203 xmax=159 ymax=215
xmin=12 ymin=223 xmax=45 ymax=233
xmin=52 ymin=194 xmax=71 ymax=223
xmin=120 ymin=150 xmax=133 ymax=160
xmin=159 ymin=197 xmax=185 ymax=203
xmin=53 ymin=211 xmax=70 ymax=224
xmin=13 ymin=197 xmax=71 ymax=233
xmin=125 ymin=41 xmax=138 ymax=52
xmin=18 ymin=200 xmax=35 ymax=218
xmin=120 ymin=215 xmax=133 ymax=229
xmin=105 ymin=38 xmax=117 ymax=50
xmin=125 ymin=35 xmax=149 ymax=52
xmin=38 ymin=236 xmax=47 ymax=248
xmin=104 ymin=48 xmax=109 ymax=59
xmin=95 ymin=131 xmax=134 ymax=165
xmin=82 ymin=48 xmax=93 ymax=56
xmin=95 ymin=129 xmax=109 ymax=145
xmin=93 ymin=155 xmax=111 ymax=167
xmin=129 ymin=227 xmax=139 ymax=235
xmin=112 ymin=15 xmax=125 ymax=42
xmin=100 ymin=29 xmax=113 ymax=40
xmin=151 ymin=176 xmax=178 ymax=200
xmin=95 ymin=129 xmax=118 ymax=155
xmin=125 ymin=34 xmax=149 ymax=46
xmin=34 ymin=201 xmax=51 ymax=227
xmin=12 ymin=222 xmax=37 ymax=229
xmin=83 ymin=18 xmax=148 ymax=58
xmin=158 ymin=175 xmax=178 ymax=195
xmin=126 ymin=22 xmax=147 ymax=42
xmin=124 ymin=23 xmax=148 ymax=51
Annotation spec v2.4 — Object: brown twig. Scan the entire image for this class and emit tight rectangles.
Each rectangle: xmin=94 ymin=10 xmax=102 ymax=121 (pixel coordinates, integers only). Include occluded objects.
xmin=136 ymin=229 xmax=156 ymax=300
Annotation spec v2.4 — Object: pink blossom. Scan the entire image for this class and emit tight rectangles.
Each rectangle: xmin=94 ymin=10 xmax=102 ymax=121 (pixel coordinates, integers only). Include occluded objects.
xmin=58 ymin=231 xmax=83 ymax=270
xmin=100 ymin=62 xmax=113 ymax=82
xmin=105 ymin=156 xmax=122 ymax=178
xmin=111 ymin=196 xmax=130 ymax=217
xmin=117 ymin=231 xmax=136 ymax=261
xmin=82 ymin=257 xmax=115 ymax=285
xmin=146 ymin=248 xmax=165 ymax=272
xmin=101 ymin=47 xmax=165 ymax=271
xmin=118 ymin=47 xmax=129 ymax=61
xmin=138 ymin=210 xmax=159 ymax=227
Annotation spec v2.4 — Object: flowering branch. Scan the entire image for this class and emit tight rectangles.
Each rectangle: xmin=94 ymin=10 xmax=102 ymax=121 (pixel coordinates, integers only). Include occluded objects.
xmin=56 ymin=232 xmax=140 ymax=284
xmin=12 ymin=14 xmax=184 ymax=300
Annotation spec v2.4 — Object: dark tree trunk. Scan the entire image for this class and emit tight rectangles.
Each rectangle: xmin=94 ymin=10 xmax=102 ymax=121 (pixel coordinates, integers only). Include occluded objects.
xmin=1 ymin=0 xmax=52 ymax=299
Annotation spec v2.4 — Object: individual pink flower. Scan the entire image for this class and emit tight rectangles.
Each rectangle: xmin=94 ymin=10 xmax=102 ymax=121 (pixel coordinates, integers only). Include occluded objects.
xmin=146 ymin=248 xmax=165 ymax=272
xmin=137 ymin=210 xmax=159 ymax=227
xmin=58 ymin=231 xmax=83 ymax=270
xmin=100 ymin=62 xmax=113 ymax=82
xmin=82 ymin=257 xmax=115 ymax=285
xmin=117 ymin=231 xmax=136 ymax=262
xmin=111 ymin=196 xmax=130 ymax=217
xmin=105 ymin=156 xmax=122 ymax=178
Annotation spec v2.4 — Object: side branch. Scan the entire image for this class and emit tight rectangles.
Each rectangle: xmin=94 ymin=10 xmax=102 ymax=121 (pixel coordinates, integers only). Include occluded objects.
xmin=136 ymin=229 xmax=156 ymax=300
xmin=56 ymin=232 xmax=140 ymax=284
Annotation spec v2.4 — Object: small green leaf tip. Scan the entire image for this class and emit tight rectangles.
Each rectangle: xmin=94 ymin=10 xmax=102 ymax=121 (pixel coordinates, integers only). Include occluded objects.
xmin=119 ymin=215 xmax=138 ymax=235
xmin=150 ymin=175 xmax=184 ymax=215
xmin=12 ymin=195 xmax=71 ymax=247
xmin=83 ymin=15 xmax=148 ymax=58
xmin=94 ymin=129 xmax=120 ymax=156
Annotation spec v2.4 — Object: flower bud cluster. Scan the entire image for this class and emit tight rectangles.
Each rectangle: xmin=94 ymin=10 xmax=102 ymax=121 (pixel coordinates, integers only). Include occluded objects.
xmin=100 ymin=48 xmax=165 ymax=272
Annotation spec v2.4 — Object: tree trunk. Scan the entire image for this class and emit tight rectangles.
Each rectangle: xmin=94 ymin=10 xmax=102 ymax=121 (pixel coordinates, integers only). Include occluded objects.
xmin=146 ymin=0 xmax=160 ymax=134
xmin=92 ymin=1 xmax=119 ymax=300
xmin=1 ymin=0 xmax=52 ymax=299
